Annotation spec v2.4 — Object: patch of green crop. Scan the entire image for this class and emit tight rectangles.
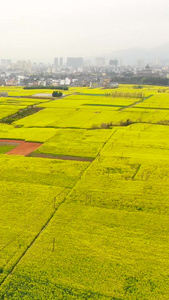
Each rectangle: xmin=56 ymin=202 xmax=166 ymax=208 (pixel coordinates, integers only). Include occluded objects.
xmin=0 ymin=145 xmax=15 ymax=154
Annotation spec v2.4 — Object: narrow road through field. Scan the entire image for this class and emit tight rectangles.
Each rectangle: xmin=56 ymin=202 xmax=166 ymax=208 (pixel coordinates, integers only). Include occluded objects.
xmin=119 ymin=94 xmax=153 ymax=111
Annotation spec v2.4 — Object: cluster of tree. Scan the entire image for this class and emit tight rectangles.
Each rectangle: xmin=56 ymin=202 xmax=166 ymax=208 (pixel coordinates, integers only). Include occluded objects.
xmin=24 ymin=86 xmax=68 ymax=90
xmin=105 ymin=92 xmax=144 ymax=98
xmin=157 ymin=89 xmax=167 ymax=93
xmin=1 ymin=106 xmax=42 ymax=124
xmin=110 ymin=76 xmax=169 ymax=86
xmin=52 ymin=91 xmax=63 ymax=97
xmin=133 ymin=85 xmax=143 ymax=89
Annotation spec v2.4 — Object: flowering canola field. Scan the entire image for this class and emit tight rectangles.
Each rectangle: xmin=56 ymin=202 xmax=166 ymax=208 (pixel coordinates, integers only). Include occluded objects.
xmin=0 ymin=85 xmax=169 ymax=299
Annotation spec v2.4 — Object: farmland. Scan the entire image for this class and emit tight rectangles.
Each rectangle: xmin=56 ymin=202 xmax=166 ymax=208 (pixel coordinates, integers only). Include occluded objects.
xmin=0 ymin=85 xmax=169 ymax=299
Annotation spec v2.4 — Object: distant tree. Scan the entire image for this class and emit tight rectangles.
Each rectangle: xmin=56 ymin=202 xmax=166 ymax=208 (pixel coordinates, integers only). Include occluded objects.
xmin=52 ymin=91 xmax=63 ymax=97
xmin=24 ymin=86 xmax=68 ymax=90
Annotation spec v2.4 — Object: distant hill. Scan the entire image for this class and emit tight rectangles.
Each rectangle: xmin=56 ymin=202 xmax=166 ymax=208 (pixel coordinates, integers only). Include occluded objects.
xmin=104 ymin=43 xmax=169 ymax=65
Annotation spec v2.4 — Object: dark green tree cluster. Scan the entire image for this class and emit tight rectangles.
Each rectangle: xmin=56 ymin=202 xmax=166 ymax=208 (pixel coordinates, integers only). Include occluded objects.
xmin=24 ymin=86 xmax=68 ymax=90
xmin=52 ymin=91 xmax=63 ymax=97
xmin=110 ymin=76 xmax=169 ymax=86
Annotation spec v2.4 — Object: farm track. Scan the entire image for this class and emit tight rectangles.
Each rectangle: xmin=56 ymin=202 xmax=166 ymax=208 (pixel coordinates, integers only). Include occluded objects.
xmin=8 ymin=92 xmax=77 ymax=100
xmin=83 ymin=103 xmax=169 ymax=111
xmin=0 ymin=127 xmax=117 ymax=290
xmin=119 ymin=94 xmax=154 ymax=111
xmin=28 ymin=152 xmax=94 ymax=162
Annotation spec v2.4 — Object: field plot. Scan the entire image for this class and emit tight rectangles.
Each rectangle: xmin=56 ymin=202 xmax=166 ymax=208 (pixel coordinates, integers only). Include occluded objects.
xmin=108 ymin=107 xmax=169 ymax=125
xmin=102 ymin=123 xmax=169 ymax=161
xmin=0 ymin=124 xmax=57 ymax=142
xmin=34 ymin=129 xmax=112 ymax=158
xmin=135 ymin=93 xmax=169 ymax=109
xmin=14 ymin=108 xmax=77 ymax=128
xmin=15 ymin=93 xmax=169 ymax=130
xmin=38 ymin=94 xmax=142 ymax=109
xmin=4 ymin=88 xmax=73 ymax=97
xmin=67 ymin=124 xmax=169 ymax=212
xmin=0 ymin=97 xmax=48 ymax=106
xmin=0 ymin=156 xmax=89 ymax=286
xmin=14 ymin=106 xmax=142 ymax=129
xmin=1 ymin=85 xmax=169 ymax=299
xmin=1 ymin=203 xmax=169 ymax=299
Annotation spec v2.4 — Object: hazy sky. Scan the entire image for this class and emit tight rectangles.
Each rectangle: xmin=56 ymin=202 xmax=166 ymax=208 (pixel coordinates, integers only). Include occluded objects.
xmin=1 ymin=0 xmax=169 ymax=62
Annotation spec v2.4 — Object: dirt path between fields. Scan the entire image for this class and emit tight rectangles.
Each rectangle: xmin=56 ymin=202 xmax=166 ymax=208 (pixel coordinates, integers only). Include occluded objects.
xmin=119 ymin=94 xmax=154 ymax=111
xmin=28 ymin=152 xmax=94 ymax=162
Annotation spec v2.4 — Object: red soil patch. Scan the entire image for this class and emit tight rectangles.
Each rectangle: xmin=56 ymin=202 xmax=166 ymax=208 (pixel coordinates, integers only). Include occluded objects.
xmin=0 ymin=139 xmax=22 ymax=144
xmin=0 ymin=139 xmax=42 ymax=156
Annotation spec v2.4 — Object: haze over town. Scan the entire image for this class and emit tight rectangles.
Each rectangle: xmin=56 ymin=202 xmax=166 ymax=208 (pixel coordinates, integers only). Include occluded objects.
xmin=1 ymin=0 xmax=169 ymax=62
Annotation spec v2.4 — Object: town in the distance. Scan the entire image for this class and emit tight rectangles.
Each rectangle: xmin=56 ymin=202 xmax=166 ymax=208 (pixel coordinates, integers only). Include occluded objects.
xmin=0 ymin=56 xmax=169 ymax=87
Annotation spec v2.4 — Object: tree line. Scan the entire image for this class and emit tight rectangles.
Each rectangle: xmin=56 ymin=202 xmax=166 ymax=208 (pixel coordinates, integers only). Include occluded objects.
xmin=24 ymin=86 xmax=69 ymax=90
xmin=105 ymin=92 xmax=145 ymax=98
xmin=52 ymin=91 xmax=63 ymax=97
xmin=110 ymin=76 xmax=169 ymax=86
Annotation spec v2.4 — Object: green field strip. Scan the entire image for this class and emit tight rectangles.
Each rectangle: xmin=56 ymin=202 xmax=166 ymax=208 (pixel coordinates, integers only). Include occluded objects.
xmin=82 ymin=103 xmax=125 ymax=108
xmin=29 ymin=153 xmax=94 ymax=161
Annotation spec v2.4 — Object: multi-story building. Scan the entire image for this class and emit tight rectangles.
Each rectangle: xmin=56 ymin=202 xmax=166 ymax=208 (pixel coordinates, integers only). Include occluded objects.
xmin=59 ymin=57 xmax=63 ymax=66
xmin=6 ymin=60 xmax=12 ymax=69
xmin=67 ymin=57 xmax=83 ymax=68
xmin=83 ymin=60 xmax=91 ymax=67
xmin=1 ymin=59 xmax=7 ymax=69
xmin=54 ymin=58 xmax=58 ymax=69
xmin=109 ymin=59 xmax=118 ymax=67
xmin=95 ymin=58 xmax=105 ymax=67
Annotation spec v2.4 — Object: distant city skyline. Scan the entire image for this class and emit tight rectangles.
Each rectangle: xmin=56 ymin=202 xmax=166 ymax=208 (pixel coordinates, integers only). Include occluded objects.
xmin=1 ymin=0 xmax=169 ymax=62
